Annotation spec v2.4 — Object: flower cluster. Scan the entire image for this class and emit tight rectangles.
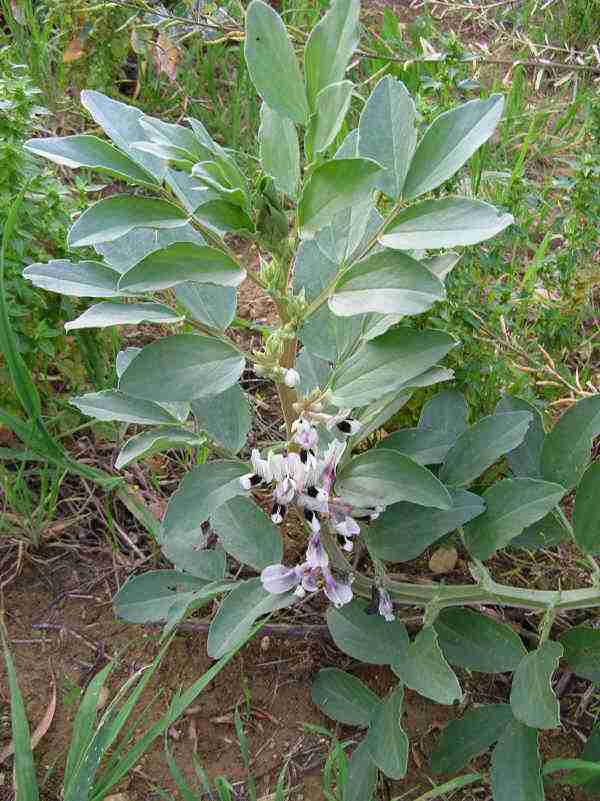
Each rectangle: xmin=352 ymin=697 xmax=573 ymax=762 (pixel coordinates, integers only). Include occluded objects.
xmin=239 ymin=411 xmax=393 ymax=620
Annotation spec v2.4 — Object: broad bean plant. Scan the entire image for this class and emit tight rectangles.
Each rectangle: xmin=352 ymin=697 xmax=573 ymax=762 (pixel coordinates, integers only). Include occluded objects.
xmin=25 ymin=0 xmax=600 ymax=797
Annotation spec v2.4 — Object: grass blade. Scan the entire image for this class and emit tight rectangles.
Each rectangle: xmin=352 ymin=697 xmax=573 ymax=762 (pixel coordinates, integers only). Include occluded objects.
xmin=1 ymin=628 xmax=40 ymax=801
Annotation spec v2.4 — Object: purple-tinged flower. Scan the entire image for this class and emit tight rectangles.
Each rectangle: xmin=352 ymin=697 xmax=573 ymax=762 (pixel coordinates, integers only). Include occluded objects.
xmin=377 ymin=588 xmax=395 ymax=621
xmin=274 ymin=476 xmax=295 ymax=506
xmin=260 ymin=563 xmax=301 ymax=594
xmin=291 ymin=418 xmax=319 ymax=451
xmin=333 ymin=514 xmax=361 ymax=551
xmin=303 ymin=508 xmax=321 ymax=535
xmin=322 ymin=567 xmax=353 ymax=608
xmin=319 ymin=439 xmax=346 ymax=497
xmin=306 ymin=532 xmax=328 ymax=568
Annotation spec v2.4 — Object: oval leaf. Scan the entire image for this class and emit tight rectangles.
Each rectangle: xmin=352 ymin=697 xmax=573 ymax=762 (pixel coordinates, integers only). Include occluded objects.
xmin=403 ymin=94 xmax=505 ymax=199
xmin=65 ymin=301 xmax=183 ymax=331
xmin=210 ymin=496 xmax=283 ymax=571
xmin=440 ymin=412 xmax=533 ymax=487
xmin=419 ymin=389 xmax=468 ymax=438
xmin=119 ymin=333 xmax=245 ymax=402
xmin=358 ymin=76 xmax=417 ymax=199
xmin=491 ymin=721 xmax=544 ymax=801
xmin=573 ymin=462 xmax=600 ymax=554
xmin=244 ymin=0 xmax=309 ymax=124
xmin=366 ymin=488 xmax=485 ymax=562
xmin=113 ymin=570 xmax=207 ymax=623
xmin=68 ymin=195 xmax=189 ymax=248
xmin=306 ymin=80 xmax=354 ymax=158
xmin=304 ymin=0 xmax=360 ymax=107
xmin=375 ymin=427 xmax=455 ymax=466
xmin=329 ymin=249 xmax=445 ymax=317
xmin=115 ymin=428 xmax=204 ymax=470
xmin=70 ymin=390 xmax=178 ymax=425
xmin=336 ymin=448 xmax=452 ymax=510
xmin=559 ymin=626 xmax=600 ymax=683
xmin=25 ymin=134 xmax=157 ymax=186
xmin=541 ymin=395 xmax=600 ymax=490
xmin=175 ymin=282 xmax=236 ymax=331
xmin=331 ymin=327 xmax=457 ymax=408
xmin=298 ymin=158 xmax=381 ymax=237
xmin=497 ymin=395 xmax=545 ymax=478
xmin=312 ymin=668 xmax=381 ymax=727
xmin=207 ymin=578 xmax=295 ymax=658
xmin=191 ymin=384 xmax=251 ymax=454
xmin=342 ymin=739 xmax=378 ymax=801
xmin=510 ymin=641 xmax=563 ymax=729
xmin=435 ymin=607 xmax=526 ymax=673
xmin=381 ymin=197 xmax=513 ymax=250
xmin=430 ymin=704 xmax=513 ymax=774
xmin=23 ymin=260 xmax=122 ymax=298
xmin=463 ymin=478 xmax=566 ymax=560
xmin=364 ymin=686 xmax=408 ymax=780
xmin=326 ymin=599 xmax=409 ymax=665
xmin=258 ymin=104 xmax=300 ymax=199
xmin=394 ymin=627 xmax=462 ymax=705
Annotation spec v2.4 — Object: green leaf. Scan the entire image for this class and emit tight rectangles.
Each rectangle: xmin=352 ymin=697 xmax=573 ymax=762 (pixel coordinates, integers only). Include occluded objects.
xmin=161 ymin=460 xmax=247 ymax=576
xmin=81 ymin=90 xmax=166 ymax=181
xmin=326 ymin=599 xmax=409 ymax=665
xmin=304 ymin=0 xmax=360 ymax=108
xmin=312 ymin=668 xmax=381 ymax=726
xmin=210 ymin=496 xmax=283 ymax=571
xmin=119 ymin=334 xmax=245 ymax=402
xmin=353 ymin=390 xmax=413 ymax=445
xmin=380 ymin=197 xmax=513 ymax=250
xmin=422 ymin=252 xmax=461 ymax=281
xmin=403 ymin=94 xmax=505 ymax=199
xmin=258 ymin=104 xmax=300 ymax=199
xmin=510 ymin=641 xmax=563 ymax=729
xmin=70 ymin=390 xmax=179 ymax=425
xmin=430 ymin=704 xmax=513 ymax=774
xmin=336 ymin=448 xmax=452 ymax=509
xmin=95 ymin=224 xmax=205 ymax=274
xmin=175 ymin=283 xmax=236 ymax=331
xmin=115 ymin=428 xmax=204 ymax=470
xmin=300 ymin=305 xmax=365 ymax=364
xmin=440 ymin=411 xmax=533 ymax=487
xmin=2 ymin=632 xmax=40 ymax=801
xmin=541 ymin=395 xmax=600 ymax=490
xmin=23 ymin=259 xmax=122 ymax=297
xmin=491 ymin=722 xmax=543 ymax=801
xmin=463 ymin=478 xmax=566 ymax=560
xmin=244 ymin=0 xmax=309 ymax=124
xmin=68 ymin=195 xmax=189 ymax=248
xmin=193 ymin=198 xmax=255 ymax=235
xmin=329 ymin=249 xmax=445 ymax=317
xmin=25 ymin=134 xmax=157 ymax=186
xmin=497 ymin=395 xmax=545 ymax=478
xmin=331 ymin=327 xmax=456 ymax=408
xmin=357 ymin=76 xmax=417 ymax=199
xmin=365 ymin=686 xmax=408 ymax=779
xmin=298 ymin=158 xmax=381 ymax=237
xmin=296 ymin=348 xmax=332 ymax=396
xmin=419 ymin=389 xmax=468 ymax=439
xmin=573 ymin=462 xmax=600 ymax=554
xmin=112 ymin=570 xmax=208 ymax=623
xmin=435 ymin=608 xmax=526 ymax=673
xmin=510 ymin=512 xmax=567 ymax=550
xmin=207 ymin=577 xmax=295 ymax=658
xmin=140 ymin=116 xmax=206 ymax=160
xmin=191 ymin=384 xmax=251 ymax=454
xmin=394 ymin=627 xmax=462 ymax=705
xmin=118 ymin=243 xmax=244 ymax=293
xmin=366 ymin=488 xmax=484 ymax=562
xmin=559 ymin=626 xmax=600 ymax=683
xmin=306 ymin=80 xmax=354 ymax=158
xmin=65 ymin=301 xmax=183 ymax=331
xmin=342 ymin=739 xmax=378 ymax=801
xmin=375 ymin=427 xmax=455 ymax=465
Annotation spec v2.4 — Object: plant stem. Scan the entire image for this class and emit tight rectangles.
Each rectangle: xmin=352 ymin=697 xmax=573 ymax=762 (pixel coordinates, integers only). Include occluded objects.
xmin=321 ymin=528 xmax=600 ymax=614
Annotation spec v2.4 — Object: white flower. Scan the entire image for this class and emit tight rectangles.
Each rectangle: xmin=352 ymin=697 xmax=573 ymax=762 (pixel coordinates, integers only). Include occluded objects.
xmin=318 ymin=439 xmax=346 ymax=497
xmin=378 ymin=588 xmax=395 ymax=622
xmin=260 ymin=564 xmax=301 ymax=594
xmin=325 ymin=408 xmax=361 ymax=436
xmin=283 ymin=368 xmax=300 ymax=388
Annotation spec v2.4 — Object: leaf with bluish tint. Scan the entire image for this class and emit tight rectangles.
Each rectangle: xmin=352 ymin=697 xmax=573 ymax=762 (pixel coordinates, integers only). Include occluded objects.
xmin=175 ymin=283 xmax=236 ymax=331
xmin=430 ymin=704 xmax=513 ymax=774
xmin=573 ymin=462 xmax=600 ymax=554
xmin=119 ymin=334 xmax=245 ymax=402
xmin=70 ymin=390 xmax=179 ymax=425
xmin=312 ymin=668 xmax=381 ymax=727
xmin=364 ymin=686 xmax=408 ymax=779
xmin=541 ymin=395 xmax=600 ymax=490
xmin=115 ymin=428 xmax=204 ymax=470
xmin=192 ymin=384 xmax=250 ymax=453
xmin=435 ymin=607 xmax=526 ymax=673
xmin=403 ymin=94 xmax=504 ymax=199
xmin=394 ymin=627 xmax=462 ymax=705
xmin=497 ymin=395 xmax=545 ymax=478
xmin=258 ymin=104 xmax=300 ymax=199
xmin=380 ymin=197 xmax=513 ymax=250
xmin=327 ymin=600 xmax=409 ymax=665
xmin=375 ymin=427 xmax=455 ymax=465
xmin=244 ymin=0 xmax=309 ymax=124
xmin=510 ymin=641 xmax=563 ymax=729
xmin=23 ymin=260 xmax=122 ymax=298
xmin=65 ymin=302 xmax=183 ymax=331
xmin=358 ymin=76 xmax=417 ymax=199
xmin=68 ymin=195 xmax=188 ymax=248
xmin=210 ymin=496 xmax=283 ymax=571
xmin=306 ymin=80 xmax=354 ymax=158
xmin=491 ymin=721 xmax=543 ymax=801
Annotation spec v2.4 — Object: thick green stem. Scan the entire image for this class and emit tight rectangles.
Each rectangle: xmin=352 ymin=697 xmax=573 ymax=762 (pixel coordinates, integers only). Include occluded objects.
xmin=321 ymin=528 xmax=600 ymax=614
